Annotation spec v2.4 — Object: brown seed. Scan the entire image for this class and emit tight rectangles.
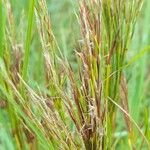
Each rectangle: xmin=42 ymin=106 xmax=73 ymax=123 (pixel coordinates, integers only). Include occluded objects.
xmin=24 ymin=128 xmax=35 ymax=143
xmin=0 ymin=100 xmax=7 ymax=109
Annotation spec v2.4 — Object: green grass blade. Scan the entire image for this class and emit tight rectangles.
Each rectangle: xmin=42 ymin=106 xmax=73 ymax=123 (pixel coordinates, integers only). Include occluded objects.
xmin=22 ymin=0 xmax=35 ymax=80
xmin=0 ymin=0 xmax=4 ymax=58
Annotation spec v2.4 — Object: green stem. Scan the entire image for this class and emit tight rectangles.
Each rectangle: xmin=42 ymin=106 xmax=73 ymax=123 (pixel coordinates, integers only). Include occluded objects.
xmin=104 ymin=64 xmax=111 ymax=150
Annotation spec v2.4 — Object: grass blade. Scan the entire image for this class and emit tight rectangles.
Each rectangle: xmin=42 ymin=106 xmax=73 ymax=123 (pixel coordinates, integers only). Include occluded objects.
xmin=22 ymin=0 xmax=35 ymax=80
xmin=0 ymin=0 xmax=4 ymax=58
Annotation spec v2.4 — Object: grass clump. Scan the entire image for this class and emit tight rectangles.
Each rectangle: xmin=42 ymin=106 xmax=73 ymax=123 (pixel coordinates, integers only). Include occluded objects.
xmin=0 ymin=0 xmax=150 ymax=150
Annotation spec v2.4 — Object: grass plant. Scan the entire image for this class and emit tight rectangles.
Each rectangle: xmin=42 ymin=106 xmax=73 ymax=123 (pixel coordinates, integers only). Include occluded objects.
xmin=0 ymin=0 xmax=150 ymax=149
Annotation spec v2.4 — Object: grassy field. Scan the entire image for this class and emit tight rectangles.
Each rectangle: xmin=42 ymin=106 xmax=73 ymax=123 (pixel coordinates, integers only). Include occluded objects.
xmin=0 ymin=0 xmax=150 ymax=149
